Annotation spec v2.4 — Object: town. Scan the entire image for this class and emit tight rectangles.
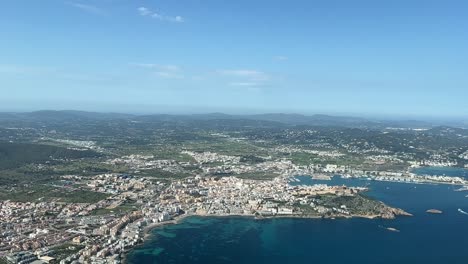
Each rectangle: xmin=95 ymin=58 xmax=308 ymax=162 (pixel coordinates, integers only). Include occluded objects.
xmin=0 ymin=112 xmax=467 ymax=263
xmin=2 ymin=148 xmax=466 ymax=264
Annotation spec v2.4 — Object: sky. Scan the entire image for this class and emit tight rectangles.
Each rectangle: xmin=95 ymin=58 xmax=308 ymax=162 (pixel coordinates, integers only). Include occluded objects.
xmin=0 ymin=0 xmax=467 ymax=117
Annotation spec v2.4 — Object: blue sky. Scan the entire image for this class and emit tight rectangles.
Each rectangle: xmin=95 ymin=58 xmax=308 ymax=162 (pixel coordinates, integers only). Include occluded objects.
xmin=1 ymin=0 xmax=467 ymax=117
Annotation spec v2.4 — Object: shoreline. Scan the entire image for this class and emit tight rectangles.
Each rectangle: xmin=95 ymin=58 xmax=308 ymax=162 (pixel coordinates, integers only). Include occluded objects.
xmin=294 ymin=174 xmax=467 ymax=187
xmin=123 ymin=210 xmax=410 ymax=263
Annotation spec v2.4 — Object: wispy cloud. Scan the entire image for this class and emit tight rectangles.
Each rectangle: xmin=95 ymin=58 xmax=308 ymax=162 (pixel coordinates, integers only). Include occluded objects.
xmin=132 ymin=63 xmax=179 ymax=71
xmin=137 ymin=7 xmax=152 ymax=17
xmin=155 ymin=71 xmax=184 ymax=79
xmin=218 ymin=69 xmax=270 ymax=82
xmin=229 ymin=82 xmax=264 ymax=87
xmin=217 ymin=69 xmax=271 ymax=88
xmin=137 ymin=7 xmax=184 ymax=23
xmin=67 ymin=2 xmax=106 ymax=16
xmin=273 ymin=55 xmax=288 ymax=61
xmin=132 ymin=63 xmax=184 ymax=79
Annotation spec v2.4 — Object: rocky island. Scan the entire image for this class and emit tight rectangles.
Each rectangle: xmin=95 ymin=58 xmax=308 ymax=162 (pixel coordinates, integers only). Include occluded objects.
xmin=426 ymin=209 xmax=443 ymax=214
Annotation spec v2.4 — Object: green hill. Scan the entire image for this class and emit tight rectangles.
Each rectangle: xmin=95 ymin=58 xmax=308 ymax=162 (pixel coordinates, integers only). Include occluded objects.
xmin=0 ymin=141 xmax=99 ymax=170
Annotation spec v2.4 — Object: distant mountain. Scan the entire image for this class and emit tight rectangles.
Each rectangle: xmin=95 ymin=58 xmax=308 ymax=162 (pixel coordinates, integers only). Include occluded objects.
xmin=133 ymin=113 xmax=378 ymax=127
xmin=0 ymin=112 xmax=18 ymax=119
xmin=0 ymin=110 xmax=134 ymax=121
xmin=240 ymin=113 xmax=376 ymax=127
xmin=0 ymin=110 xmax=465 ymax=129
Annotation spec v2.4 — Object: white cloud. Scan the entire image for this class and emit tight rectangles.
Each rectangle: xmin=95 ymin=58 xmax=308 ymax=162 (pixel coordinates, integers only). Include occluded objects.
xmin=137 ymin=7 xmax=184 ymax=23
xmin=138 ymin=7 xmax=152 ymax=16
xmin=173 ymin=16 xmax=184 ymax=23
xmin=68 ymin=2 xmax=106 ymax=16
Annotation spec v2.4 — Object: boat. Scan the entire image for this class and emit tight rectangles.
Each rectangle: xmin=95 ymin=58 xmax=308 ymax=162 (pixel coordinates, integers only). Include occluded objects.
xmin=455 ymin=186 xmax=468 ymax=192
xmin=458 ymin=208 xmax=468 ymax=215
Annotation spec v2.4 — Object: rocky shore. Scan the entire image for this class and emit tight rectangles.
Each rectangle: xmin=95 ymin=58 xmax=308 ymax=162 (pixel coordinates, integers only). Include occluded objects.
xmin=380 ymin=206 xmax=413 ymax=219
xmin=124 ymin=204 xmax=411 ymax=262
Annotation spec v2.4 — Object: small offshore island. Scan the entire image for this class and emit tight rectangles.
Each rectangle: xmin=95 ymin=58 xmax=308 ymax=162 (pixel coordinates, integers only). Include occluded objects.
xmin=426 ymin=209 xmax=443 ymax=214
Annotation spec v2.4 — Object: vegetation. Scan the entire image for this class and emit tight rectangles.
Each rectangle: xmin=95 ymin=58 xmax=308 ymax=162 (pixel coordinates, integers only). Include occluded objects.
xmin=0 ymin=142 xmax=99 ymax=169
xmin=1 ymin=111 xmax=467 ymax=188
xmin=0 ymin=185 xmax=109 ymax=203
xmin=50 ymin=243 xmax=85 ymax=261
xmin=90 ymin=201 xmax=138 ymax=216
xmin=239 ymin=155 xmax=266 ymax=164
xmin=0 ymin=160 xmax=129 ymax=186
xmin=287 ymin=152 xmax=319 ymax=166
xmin=314 ymin=194 xmax=384 ymax=215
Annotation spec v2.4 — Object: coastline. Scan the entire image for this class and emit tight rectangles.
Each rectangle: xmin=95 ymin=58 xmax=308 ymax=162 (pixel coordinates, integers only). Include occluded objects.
xmin=123 ymin=209 xmax=411 ymax=263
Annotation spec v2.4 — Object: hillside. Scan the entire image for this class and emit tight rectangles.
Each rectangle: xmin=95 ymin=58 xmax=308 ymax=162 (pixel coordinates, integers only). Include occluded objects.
xmin=0 ymin=141 xmax=99 ymax=170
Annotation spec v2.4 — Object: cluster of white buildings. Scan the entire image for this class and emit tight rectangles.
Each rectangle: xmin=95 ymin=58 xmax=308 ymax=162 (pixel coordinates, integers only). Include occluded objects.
xmin=181 ymin=151 xmax=241 ymax=164
xmin=149 ymin=175 xmax=366 ymax=220
xmin=0 ymin=201 xmax=76 ymax=254
xmin=106 ymin=155 xmax=181 ymax=170
xmin=273 ymin=146 xmax=344 ymax=158
xmin=1 ymin=146 xmax=466 ymax=264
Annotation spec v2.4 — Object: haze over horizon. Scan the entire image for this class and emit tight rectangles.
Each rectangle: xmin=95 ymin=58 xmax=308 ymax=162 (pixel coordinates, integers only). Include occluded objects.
xmin=0 ymin=109 xmax=466 ymax=125
xmin=1 ymin=0 xmax=468 ymax=117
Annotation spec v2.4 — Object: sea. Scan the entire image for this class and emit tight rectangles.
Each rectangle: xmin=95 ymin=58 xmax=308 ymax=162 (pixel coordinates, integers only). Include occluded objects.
xmin=126 ymin=167 xmax=468 ymax=264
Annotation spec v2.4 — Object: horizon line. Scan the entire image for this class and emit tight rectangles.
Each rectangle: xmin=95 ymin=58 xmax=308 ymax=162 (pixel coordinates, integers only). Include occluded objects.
xmin=0 ymin=109 xmax=466 ymax=122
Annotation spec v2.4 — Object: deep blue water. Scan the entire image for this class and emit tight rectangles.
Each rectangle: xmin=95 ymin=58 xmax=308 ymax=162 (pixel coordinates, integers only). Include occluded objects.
xmin=127 ymin=171 xmax=468 ymax=264
xmin=411 ymin=166 xmax=468 ymax=179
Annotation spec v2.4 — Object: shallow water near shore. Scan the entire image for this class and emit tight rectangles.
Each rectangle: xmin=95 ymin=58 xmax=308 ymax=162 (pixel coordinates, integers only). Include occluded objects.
xmin=126 ymin=170 xmax=468 ymax=264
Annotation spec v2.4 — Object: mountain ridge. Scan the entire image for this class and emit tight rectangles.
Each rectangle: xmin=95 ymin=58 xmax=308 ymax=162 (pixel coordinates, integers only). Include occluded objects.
xmin=0 ymin=110 xmax=465 ymax=129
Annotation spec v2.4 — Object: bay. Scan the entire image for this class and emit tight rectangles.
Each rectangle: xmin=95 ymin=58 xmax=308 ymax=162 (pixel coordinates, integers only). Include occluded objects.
xmin=126 ymin=169 xmax=468 ymax=264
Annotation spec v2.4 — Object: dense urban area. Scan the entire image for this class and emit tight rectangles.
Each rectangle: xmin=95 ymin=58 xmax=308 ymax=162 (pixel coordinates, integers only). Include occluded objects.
xmin=0 ymin=111 xmax=467 ymax=264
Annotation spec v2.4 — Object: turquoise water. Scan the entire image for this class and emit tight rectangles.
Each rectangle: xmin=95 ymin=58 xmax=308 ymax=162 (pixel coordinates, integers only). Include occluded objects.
xmin=127 ymin=172 xmax=468 ymax=264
